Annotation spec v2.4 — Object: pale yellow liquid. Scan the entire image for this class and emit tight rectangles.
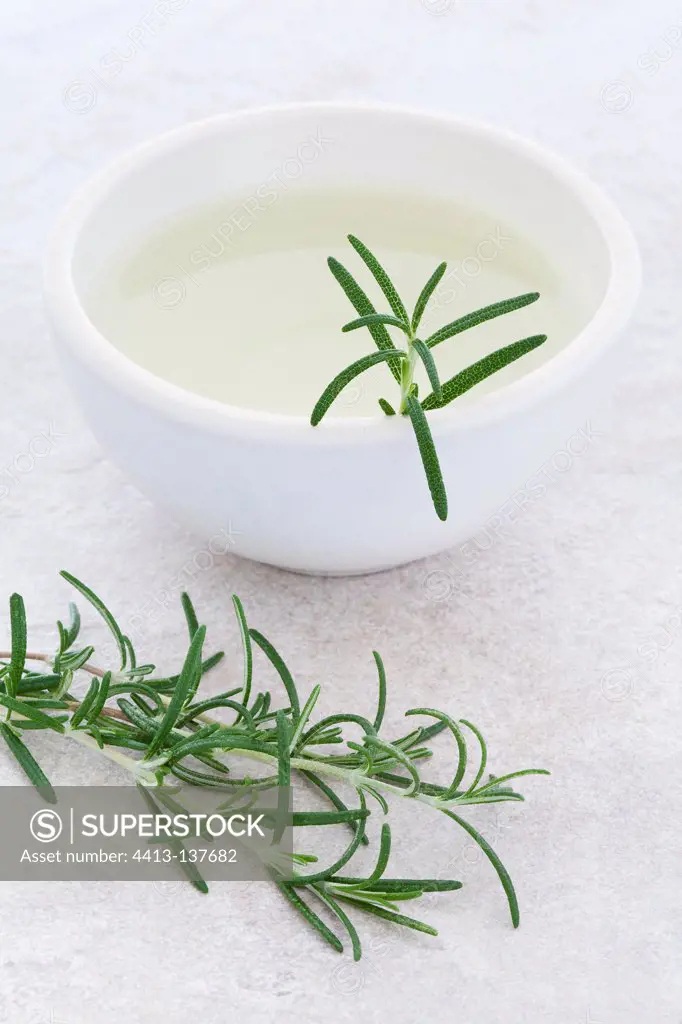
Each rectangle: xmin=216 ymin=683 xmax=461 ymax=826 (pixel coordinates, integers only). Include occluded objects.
xmin=86 ymin=187 xmax=583 ymax=417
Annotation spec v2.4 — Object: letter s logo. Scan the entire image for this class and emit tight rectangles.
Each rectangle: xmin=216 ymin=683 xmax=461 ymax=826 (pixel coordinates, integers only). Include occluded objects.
xmin=30 ymin=809 xmax=63 ymax=843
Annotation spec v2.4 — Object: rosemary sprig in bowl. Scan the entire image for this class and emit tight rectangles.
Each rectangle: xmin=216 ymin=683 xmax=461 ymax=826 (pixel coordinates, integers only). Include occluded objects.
xmin=0 ymin=572 xmax=549 ymax=959
xmin=311 ymin=235 xmax=547 ymax=521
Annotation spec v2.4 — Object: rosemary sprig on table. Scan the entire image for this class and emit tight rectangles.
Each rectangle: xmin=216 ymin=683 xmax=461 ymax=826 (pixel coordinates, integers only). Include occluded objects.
xmin=311 ymin=235 xmax=547 ymax=521
xmin=0 ymin=572 xmax=549 ymax=959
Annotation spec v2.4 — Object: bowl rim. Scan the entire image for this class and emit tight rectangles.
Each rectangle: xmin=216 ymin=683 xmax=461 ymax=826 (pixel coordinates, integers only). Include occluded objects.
xmin=43 ymin=100 xmax=642 ymax=443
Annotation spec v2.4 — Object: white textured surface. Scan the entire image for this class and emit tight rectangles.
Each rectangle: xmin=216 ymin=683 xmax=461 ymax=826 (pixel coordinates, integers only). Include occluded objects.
xmin=1 ymin=1 xmax=681 ymax=1021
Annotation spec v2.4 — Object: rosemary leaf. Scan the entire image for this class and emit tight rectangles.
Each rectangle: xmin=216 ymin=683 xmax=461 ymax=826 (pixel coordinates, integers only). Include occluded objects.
xmin=249 ymin=630 xmax=300 ymax=722
xmin=60 ymin=571 xmax=128 ymax=670
xmin=59 ymin=646 xmax=95 ymax=673
xmin=360 ymin=783 xmax=389 ymax=814
xmin=300 ymin=770 xmax=371 ymax=846
xmin=7 ymin=594 xmax=27 ymax=700
xmin=441 ymin=808 xmax=519 ymax=927
xmin=291 ymin=809 xmax=369 ymax=826
xmin=425 ymin=292 xmax=540 ymax=349
xmin=17 ymin=675 xmax=62 ymax=694
xmin=311 ymin=883 xmax=363 ymax=961
xmin=64 ymin=602 xmax=81 ymax=648
xmin=327 ymin=257 xmax=403 ymax=382
xmin=473 ymin=768 xmax=551 ymax=796
xmin=0 ymin=723 xmax=56 ymax=802
xmin=9 ymin=718 xmax=69 ymax=730
xmin=421 ymin=335 xmax=547 ymax=411
xmin=199 ymin=652 xmax=225 ymax=677
xmin=342 ymin=313 xmax=409 ymax=334
xmin=330 ymin=877 xmax=463 ymax=893
xmin=289 ymin=793 xmax=368 ymax=884
xmin=177 ymin=694 xmax=252 ymax=729
xmin=372 ymin=651 xmax=387 ymax=731
xmin=69 ymin=677 xmax=100 ymax=728
xmin=56 ymin=602 xmax=81 ymax=657
xmin=137 ymin=784 xmax=208 ymax=893
xmin=165 ymin=725 xmax=223 ymax=763
xmin=357 ymin=822 xmax=391 ymax=888
xmin=122 ymin=635 xmax=137 ymax=670
xmin=406 ymin=396 xmax=448 ymax=521
xmin=232 ymin=595 xmax=253 ymax=714
xmin=289 ymin=684 xmax=321 ymax=754
xmin=275 ymin=881 xmax=343 ymax=954
xmin=364 ymin=736 xmax=420 ymax=795
xmin=301 ymin=712 xmax=375 ymax=748
xmin=19 ymin=698 xmax=69 ymax=710
xmin=276 ymin=710 xmax=291 ymax=788
xmin=0 ymin=694 xmax=65 ymax=733
xmin=334 ymin=894 xmax=437 ymax=936
xmin=412 ymin=338 xmax=442 ymax=403
xmin=170 ymin=764 xmax=244 ymax=789
xmin=180 ymin=592 xmax=199 ymax=640
xmin=347 ymin=235 xmax=409 ymax=323
xmin=412 ymin=262 xmax=447 ymax=332
xmin=117 ymin=698 xmax=157 ymax=735
xmin=406 ymin=708 xmax=467 ymax=798
xmin=460 ymin=718 xmax=488 ymax=795
xmin=145 ymin=626 xmax=206 ymax=757
xmin=310 ymin=349 xmax=407 ymax=426
xmin=107 ymin=681 xmax=164 ymax=709
xmin=275 ymin=710 xmax=291 ymax=842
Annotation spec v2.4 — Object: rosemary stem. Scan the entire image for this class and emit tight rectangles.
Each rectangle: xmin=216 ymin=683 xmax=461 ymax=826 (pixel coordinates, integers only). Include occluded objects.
xmin=214 ymin=746 xmax=451 ymax=812
xmin=120 ymin=695 xmax=462 ymax=810
xmin=0 ymin=574 xmax=547 ymax=952
xmin=398 ymin=334 xmax=418 ymax=414
xmin=0 ymin=651 xmax=52 ymax=665
xmin=3 ymin=705 xmax=159 ymax=785
xmin=3 ymin=653 xmax=507 ymax=810
xmin=0 ymin=652 xmax=108 ymax=678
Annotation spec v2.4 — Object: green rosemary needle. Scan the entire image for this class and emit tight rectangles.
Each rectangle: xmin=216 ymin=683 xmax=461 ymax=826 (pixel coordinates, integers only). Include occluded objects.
xmin=0 ymin=572 xmax=549 ymax=960
xmin=311 ymin=235 xmax=548 ymax=521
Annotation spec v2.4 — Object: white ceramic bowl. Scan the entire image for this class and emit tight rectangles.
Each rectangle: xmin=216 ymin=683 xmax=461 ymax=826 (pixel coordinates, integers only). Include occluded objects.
xmin=44 ymin=103 xmax=641 ymax=575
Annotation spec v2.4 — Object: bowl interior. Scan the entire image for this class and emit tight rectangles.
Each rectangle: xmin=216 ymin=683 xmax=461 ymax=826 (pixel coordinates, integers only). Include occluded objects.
xmin=58 ymin=105 xmax=634 ymax=426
